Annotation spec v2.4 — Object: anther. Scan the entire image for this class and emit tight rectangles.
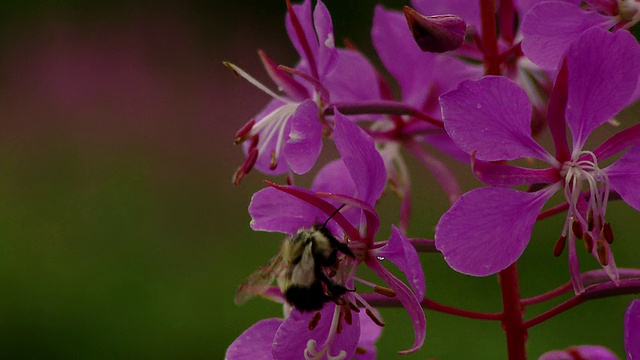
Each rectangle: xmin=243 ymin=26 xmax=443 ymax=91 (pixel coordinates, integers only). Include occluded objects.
xmin=232 ymin=148 xmax=259 ymax=185
xmin=602 ymin=222 xmax=614 ymax=244
xmin=587 ymin=210 xmax=595 ymax=231
xmin=553 ymin=235 xmax=566 ymax=257
xmin=348 ymin=300 xmax=360 ymax=313
xmin=374 ymin=285 xmax=397 ymax=297
xmin=234 ymin=119 xmax=255 ymax=144
xmin=355 ymin=347 xmax=367 ymax=354
xmin=571 ymin=220 xmax=583 ymax=239
xmin=365 ymin=308 xmax=385 ymax=327
xmin=269 ymin=150 xmax=278 ymax=170
xmin=342 ymin=305 xmax=352 ymax=326
xmin=336 ymin=312 xmax=343 ymax=334
xmin=583 ymin=232 xmax=594 ymax=253
xmin=596 ymin=240 xmax=609 ymax=266
xmin=308 ymin=312 xmax=321 ymax=331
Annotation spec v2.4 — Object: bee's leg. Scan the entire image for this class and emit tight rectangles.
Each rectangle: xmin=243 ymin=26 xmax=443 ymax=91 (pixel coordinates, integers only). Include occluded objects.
xmin=316 ymin=270 xmax=350 ymax=298
xmin=316 ymin=226 xmax=354 ymax=258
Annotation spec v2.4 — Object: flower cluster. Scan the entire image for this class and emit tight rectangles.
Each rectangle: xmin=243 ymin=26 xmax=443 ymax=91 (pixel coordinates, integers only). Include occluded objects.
xmin=224 ymin=0 xmax=640 ymax=358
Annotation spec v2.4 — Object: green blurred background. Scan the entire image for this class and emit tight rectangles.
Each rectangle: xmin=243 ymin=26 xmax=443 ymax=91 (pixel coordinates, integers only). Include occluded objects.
xmin=0 ymin=1 xmax=638 ymax=358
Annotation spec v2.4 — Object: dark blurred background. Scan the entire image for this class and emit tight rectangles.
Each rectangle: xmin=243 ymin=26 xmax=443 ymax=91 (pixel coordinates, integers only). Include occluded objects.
xmin=0 ymin=1 xmax=637 ymax=358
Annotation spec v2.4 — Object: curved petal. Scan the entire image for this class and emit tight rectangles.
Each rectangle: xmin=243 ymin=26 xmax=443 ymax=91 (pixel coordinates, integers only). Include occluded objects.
xmin=593 ymin=123 xmax=640 ymax=161
xmin=366 ymin=258 xmax=426 ymax=354
xmin=371 ymin=226 xmax=425 ymax=299
xmin=286 ymin=0 xmax=317 ymax=72
xmin=284 ymin=100 xmax=322 ymax=174
xmin=333 ymin=110 xmax=386 ymax=206
xmin=605 ymin=145 xmax=640 ymax=211
xmin=226 ymin=318 xmax=283 ymax=360
xmin=472 ymin=155 xmax=560 ymax=187
xmin=625 ymin=299 xmax=640 ymax=359
xmin=521 ymin=1 xmax=613 ymax=70
xmin=565 ymin=28 xmax=640 ymax=149
xmin=372 ymin=6 xmax=436 ymax=108
xmin=435 ymin=186 xmax=556 ymax=276
xmin=312 ymin=0 xmax=338 ymax=79
xmin=272 ymin=304 xmax=360 ymax=360
xmin=249 ymin=187 xmax=323 ymax=235
xmin=440 ymin=76 xmax=551 ymax=162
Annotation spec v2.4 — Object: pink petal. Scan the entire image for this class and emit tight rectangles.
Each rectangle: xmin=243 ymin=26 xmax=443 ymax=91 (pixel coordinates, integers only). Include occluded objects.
xmin=366 ymin=258 xmax=426 ymax=354
xmin=372 ymin=6 xmax=436 ymax=108
xmin=311 ymin=160 xmax=356 ymax=196
xmin=521 ymin=1 xmax=613 ymax=70
xmin=565 ymin=28 xmax=640 ymax=149
xmin=272 ymin=304 xmax=360 ymax=360
xmin=333 ymin=110 xmax=386 ymax=206
xmin=538 ymin=345 xmax=618 ymax=360
xmin=372 ymin=226 xmax=425 ymax=298
xmin=435 ymin=186 xmax=555 ymax=276
xmin=312 ymin=0 xmax=338 ymax=79
xmin=284 ymin=100 xmax=322 ymax=174
xmin=249 ymin=186 xmax=324 ymax=235
xmin=226 ymin=318 xmax=283 ymax=360
xmin=286 ymin=0 xmax=317 ymax=72
xmin=605 ymin=146 xmax=640 ymax=211
xmin=440 ymin=76 xmax=550 ymax=162
xmin=323 ymin=49 xmax=381 ymax=105
xmin=625 ymin=299 xmax=640 ymax=359
xmin=354 ymin=309 xmax=383 ymax=360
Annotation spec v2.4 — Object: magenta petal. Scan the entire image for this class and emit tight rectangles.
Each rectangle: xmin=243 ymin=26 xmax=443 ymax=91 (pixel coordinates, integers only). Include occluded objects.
xmin=333 ymin=110 xmax=386 ymax=206
xmin=435 ymin=187 xmax=555 ymax=276
xmin=311 ymin=160 xmax=356 ymax=196
xmin=605 ymin=146 xmax=640 ymax=211
xmin=625 ymin=299 xmax=640 ymax=359
xmin=324 ymin=49 xmax=381 ymax=105
xmin=565 ymin=28 xmax=640 ymax=149
xmin=272 ymin=305 xmax=360 ymax=360
xmin=249 ymin=187 xmax=323 ymax=235
xmin=354 ymin=309 xmax=382 ymax=360
xmin=372 ymin=6 xmax=436 ymax=108
xmin=440 ymin=76 xmax=550 ymax=162
xmin=366 ymin=258 xmax=425 ymax=354
xmin=312 ymin=0 xmax=337 ymax=78
xmin=472 ymin=156 xmax=560 ymax=187
xmin=226 ymin=318 xmax=283 ymax=360
xmin=284 ymin=100 xmax=322 ymax=174
xmin=538 ymin=345 xmax=618 ymax=360
xmin=372 ymin=226 xmax=425 ymax=299
xmin=286 ymin=0 xmax=317 ymax=70
xmin=521 ymin=1 xmax=613 ymax=70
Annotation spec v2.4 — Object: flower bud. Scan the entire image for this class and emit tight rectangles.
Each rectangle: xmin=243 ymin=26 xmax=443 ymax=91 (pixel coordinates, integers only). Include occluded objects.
xmin=403 ymin=6 xmax=466 ymax=53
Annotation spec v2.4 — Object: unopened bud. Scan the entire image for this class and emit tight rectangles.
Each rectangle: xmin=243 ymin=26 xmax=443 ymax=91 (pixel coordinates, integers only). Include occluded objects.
xmin=403 ymin=6 xmax=466 ymax=53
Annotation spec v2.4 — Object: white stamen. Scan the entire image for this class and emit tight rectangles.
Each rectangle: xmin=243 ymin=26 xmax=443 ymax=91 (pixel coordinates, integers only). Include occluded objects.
xmin=223 ymin=62 xmax=293 ymax=104
xmin=303 ymin=305 xmax=347 ymax=360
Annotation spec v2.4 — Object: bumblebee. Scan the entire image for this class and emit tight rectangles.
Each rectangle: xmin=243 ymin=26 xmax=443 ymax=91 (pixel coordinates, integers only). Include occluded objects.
xmin=235 ymin=216 xmax=354 ymax=312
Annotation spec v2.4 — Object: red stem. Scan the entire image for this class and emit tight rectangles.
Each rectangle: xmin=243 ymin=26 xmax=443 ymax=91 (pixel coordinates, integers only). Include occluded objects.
xmin=498 ymin=263 xmax=527 ymax=360
xmin=480 ymin=0 xmax=500 ymax=76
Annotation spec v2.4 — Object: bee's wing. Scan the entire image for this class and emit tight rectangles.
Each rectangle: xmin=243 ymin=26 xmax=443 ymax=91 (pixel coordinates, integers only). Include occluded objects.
xmin=234 ymin=254 xmax=285 ymax=305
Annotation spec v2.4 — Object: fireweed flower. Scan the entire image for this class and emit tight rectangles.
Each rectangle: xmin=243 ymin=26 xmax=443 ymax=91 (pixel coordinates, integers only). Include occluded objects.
xmin=227 ymin=0 xmax=380 ymax=184
xmin=435 ymin=28 xmax=640 ymax=293
xmin=225 ymin=309 xmax=383 ymax=360
xmin=537 ymin=299 xmax=640 ymax=359
xmin=626 ymin=299 xmax=640 ymax=358
xmin=521 ymin=0 xmax=640 ymax=72
xmin=236 ymin=111 xmax=425 ymax=359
